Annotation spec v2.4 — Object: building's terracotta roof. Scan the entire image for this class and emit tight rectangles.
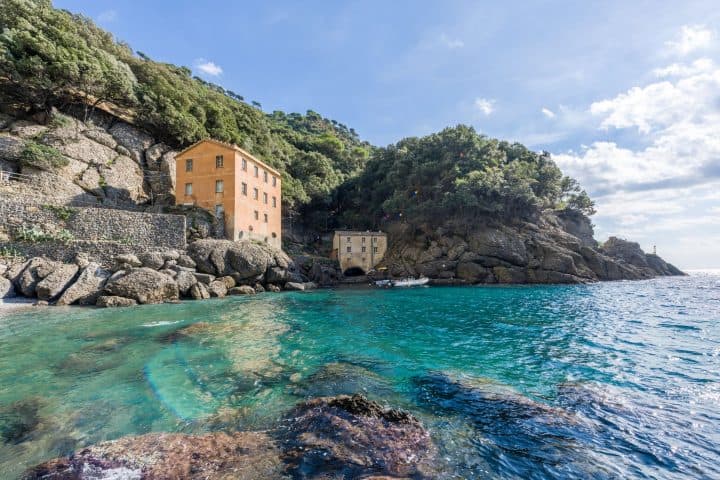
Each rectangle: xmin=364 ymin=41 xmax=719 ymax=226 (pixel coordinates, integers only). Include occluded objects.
xmin=176 ymin=138 xmax=281 ymax=177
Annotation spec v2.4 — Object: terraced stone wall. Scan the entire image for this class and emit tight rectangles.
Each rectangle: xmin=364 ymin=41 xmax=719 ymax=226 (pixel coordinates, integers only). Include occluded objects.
xmin=0 ymin=199 xmax=186 ymax=263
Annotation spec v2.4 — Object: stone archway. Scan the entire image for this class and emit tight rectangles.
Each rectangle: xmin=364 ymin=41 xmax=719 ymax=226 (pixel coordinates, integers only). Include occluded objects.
xmin=343 ymin=266 xmax=366 ymax=277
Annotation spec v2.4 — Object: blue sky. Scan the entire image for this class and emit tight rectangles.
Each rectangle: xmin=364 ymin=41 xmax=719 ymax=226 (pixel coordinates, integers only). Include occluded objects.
xmin=55 ymin=1 xmax=720 ymax=269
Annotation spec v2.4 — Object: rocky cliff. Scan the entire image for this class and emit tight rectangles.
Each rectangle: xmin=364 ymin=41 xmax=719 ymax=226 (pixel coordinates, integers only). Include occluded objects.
xmin=378 ymin=210 xmax=683 ymax=284
xmin=0 ymin=108 xmax=225 ymax=243
xmin=0 ymin=108 xmax=175 ymax=205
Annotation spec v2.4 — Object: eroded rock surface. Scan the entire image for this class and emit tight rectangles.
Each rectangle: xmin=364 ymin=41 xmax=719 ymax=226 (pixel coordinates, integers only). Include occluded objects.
xmin=278 ymin=394 xmax=438 ymax=479
xmin=103 ymin=268 xmax=179 ymax=304
xmin=25 ymin=395 xmax=438 ymax=479
xmin=23 ymin=431 xmax=285 ymax=480
xmin=381 ymin=213 xmax=684 ymax=284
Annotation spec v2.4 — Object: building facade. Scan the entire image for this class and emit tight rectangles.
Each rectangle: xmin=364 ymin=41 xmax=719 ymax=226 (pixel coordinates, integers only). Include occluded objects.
xmin=331 ymin=231 xmax=387 ymax=275
xmin=175 ymin=139 xmax=282 ymax=249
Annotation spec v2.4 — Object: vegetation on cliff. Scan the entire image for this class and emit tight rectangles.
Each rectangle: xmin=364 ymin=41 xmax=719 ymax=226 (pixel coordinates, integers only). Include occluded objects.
xmin=335 ymin=125 xmax=595 ymax=229
xmin=0 ymin=0 xmax=370 ymax=211
xmin=0 ymin=0 xmax=593 ymax=227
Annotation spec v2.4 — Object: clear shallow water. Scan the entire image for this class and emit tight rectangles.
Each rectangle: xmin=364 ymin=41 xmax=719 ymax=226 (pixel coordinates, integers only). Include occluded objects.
xmin=0 ymin=273 xmax=719 ymax=479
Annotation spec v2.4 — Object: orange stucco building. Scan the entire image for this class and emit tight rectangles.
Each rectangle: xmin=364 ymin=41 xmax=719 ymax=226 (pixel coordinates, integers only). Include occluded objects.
xmin=175 ymin=139 xmax=282 ymax=249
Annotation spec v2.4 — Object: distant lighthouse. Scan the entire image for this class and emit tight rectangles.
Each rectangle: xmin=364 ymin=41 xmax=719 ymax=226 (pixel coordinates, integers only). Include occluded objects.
xmin=653 ymin=245 xmax=657 ymax=255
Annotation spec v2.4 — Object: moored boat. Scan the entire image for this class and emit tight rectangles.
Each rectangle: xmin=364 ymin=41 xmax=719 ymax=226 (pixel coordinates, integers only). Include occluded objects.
xmin=373 ymin=277 xmax=430 ymax=287
xmin=391 ymin=277 xmax=430 ymax=287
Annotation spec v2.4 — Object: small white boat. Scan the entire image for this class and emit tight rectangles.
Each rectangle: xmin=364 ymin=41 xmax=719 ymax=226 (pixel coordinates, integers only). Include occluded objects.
xmin=390 ymin=277 xmax=430 ymax=287
xmin=374 ymin=279 xmax=393 ymax=287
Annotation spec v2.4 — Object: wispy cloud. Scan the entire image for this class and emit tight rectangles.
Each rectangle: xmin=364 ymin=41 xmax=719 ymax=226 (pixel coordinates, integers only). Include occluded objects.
xmin=665 ymin=25 xmax=714 ymax=56
xmin=474 ymin=97 xmax=495 ymax=116
xmin=439 ymin=33 xmax=464 ymax=49
xmin=541 ymin=107 xmax=556 ymax=119
xmin=97 ymin=10 xmax=117 ymax=23
xmin=194 ymin=59 xmax=223 ymax=76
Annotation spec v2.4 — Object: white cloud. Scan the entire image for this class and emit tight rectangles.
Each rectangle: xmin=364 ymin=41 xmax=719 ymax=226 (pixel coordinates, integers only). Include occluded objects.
xmin=474 ymin=97 xmax=495 ymax=116
xmin=541 ymin=107 xmax=556 ymax=118
xmin=194 ymin=59 xmax=223 ymax=76
xmin=553 ymin=56 xmax=720 ymax=266
xmin=589 ymin=63 xmax=720 ymax=134
xmin=653 ymin=58 xmax=714 ymax=78
xmin=665 ymin=25 xmax=714 ymax=56
xmin=439 ymin=33 xmax=464 ymax=49
xmin=97 ymin=10 xmax=117 ymax=23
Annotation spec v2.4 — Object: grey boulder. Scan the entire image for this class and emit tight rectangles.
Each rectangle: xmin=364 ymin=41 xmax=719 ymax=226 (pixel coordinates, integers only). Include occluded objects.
xmin=138 ymin=252 xmax=165 ymax=270
xmin=228 ymin=285 xmax=255 ymax=295
xmin=96 ymin=295 xmax=138 ymax=308
xmin=189 ymin=282 xmax=210 ymax=300
xmin=104 ymin=268 xmax=179 ymax=304
xmin=17 ymin=258 xmax=59 ymax=297
xmin=0 ymin=277 xmax=15 ymax=298
xmin=36 ymin=263 xmax=79 ymax=301
xmin=174 ymin=270 xmax=197 ymax=297
xmin=57 ymin=262 xmax=110 ymax=306
xmin=208 ymin=280 xmax=227 ymax=298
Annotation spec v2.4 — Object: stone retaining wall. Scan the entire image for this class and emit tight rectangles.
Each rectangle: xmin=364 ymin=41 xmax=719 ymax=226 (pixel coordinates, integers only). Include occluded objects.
xmin=0 ymin=240 xmax=173 ymax=266
xmin=0 ymin=199 xmax=186 ymax=264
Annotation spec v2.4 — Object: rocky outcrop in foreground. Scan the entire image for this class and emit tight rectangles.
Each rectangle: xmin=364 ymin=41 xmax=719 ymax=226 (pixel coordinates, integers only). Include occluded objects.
xmin=0 ymin=240 xmax=317 ymax=307
xmin=23 ymin=395 xmax=438 ymax=479
xmin=380 ymin=211 xmax=684 ymax=284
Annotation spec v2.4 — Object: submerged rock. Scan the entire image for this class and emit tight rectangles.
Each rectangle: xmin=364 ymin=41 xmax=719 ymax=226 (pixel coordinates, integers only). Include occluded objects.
xmin=292 ymin=362 xmax=394 ymax=399
xmin=26 ymin=395 xmax=437 ymax=479
xmin=413 ymin=371 xmax=575 ymax=425
xmin=23 ymin=431 xmax=285 ymax=480
xmin=412 ymin=372 xmax=599 ymax=478
xmin=278 ymin=394 xmax=438 ymax=478
xmin=0 ymin=397 xmax=42 ymax=444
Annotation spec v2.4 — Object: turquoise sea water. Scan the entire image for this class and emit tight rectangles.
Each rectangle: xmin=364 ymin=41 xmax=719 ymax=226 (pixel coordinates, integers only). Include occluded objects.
xmin=0 ymin=273 xmax=719 ymax=479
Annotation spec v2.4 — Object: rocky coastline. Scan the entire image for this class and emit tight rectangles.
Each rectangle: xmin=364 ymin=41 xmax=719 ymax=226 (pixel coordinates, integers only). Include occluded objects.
xmin=0 ymin=239 xmax=319 ymax=308
xmin=378 ymin=212 xmax=684 ymax=285
xmin=0 ymin=108 xmax=685 ymax=304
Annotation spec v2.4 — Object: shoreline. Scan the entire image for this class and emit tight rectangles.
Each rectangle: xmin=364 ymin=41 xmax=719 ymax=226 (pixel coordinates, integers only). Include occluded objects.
xmin=2 ymin=273 xmax=704 ymax=315
xmin=0 ymin=297 xmax=35 ymax=315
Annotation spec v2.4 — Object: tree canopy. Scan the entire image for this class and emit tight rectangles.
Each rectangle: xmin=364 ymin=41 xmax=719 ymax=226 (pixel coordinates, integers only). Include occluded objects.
xmin=334 ymin=125 xmax=595 ymax=229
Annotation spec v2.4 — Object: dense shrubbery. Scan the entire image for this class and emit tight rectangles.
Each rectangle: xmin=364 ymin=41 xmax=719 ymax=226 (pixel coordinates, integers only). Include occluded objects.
xmin=19 ymin=140 xmax=68 ymax=171
xmin=334 ymin=125 xmax=595 ymax=229
xmin=0 ymin=0 xmax=593 ymax=229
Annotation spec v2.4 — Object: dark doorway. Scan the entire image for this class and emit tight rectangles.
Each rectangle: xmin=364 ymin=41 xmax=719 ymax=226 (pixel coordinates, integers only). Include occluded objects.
xmin=343 ymin=266 xmax=366 ymax=277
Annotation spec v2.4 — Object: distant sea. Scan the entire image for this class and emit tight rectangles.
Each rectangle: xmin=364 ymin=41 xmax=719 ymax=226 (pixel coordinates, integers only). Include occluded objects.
xmin=1 ymin=272 xmax=718 ymax=478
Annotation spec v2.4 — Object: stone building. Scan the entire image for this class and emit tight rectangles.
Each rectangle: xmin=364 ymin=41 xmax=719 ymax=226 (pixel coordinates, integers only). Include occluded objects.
xmin=175 ymin=139 xmax=282 ymax=249
xmin=331 ymin=231 xmax=387 ymax=276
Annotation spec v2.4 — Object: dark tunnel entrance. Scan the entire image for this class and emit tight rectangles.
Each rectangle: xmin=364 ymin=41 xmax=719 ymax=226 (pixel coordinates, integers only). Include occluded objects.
xmin=343 ymin=266 xmax=366 ymax=277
